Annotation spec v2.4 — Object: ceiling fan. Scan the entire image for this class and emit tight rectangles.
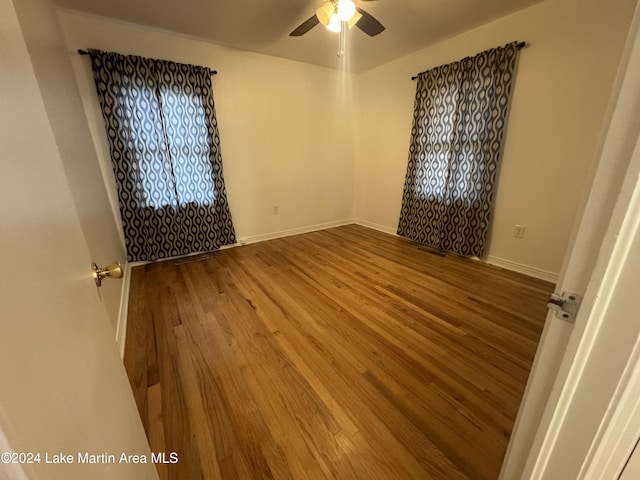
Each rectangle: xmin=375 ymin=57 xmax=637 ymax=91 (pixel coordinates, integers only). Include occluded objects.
xmin=290 ymin=0 xmax=385 ymax=37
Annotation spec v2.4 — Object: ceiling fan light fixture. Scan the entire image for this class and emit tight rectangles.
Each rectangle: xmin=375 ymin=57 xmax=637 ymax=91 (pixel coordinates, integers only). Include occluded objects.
xmin=316 ymin=1 xmax=335 ymax=26
xmin=326 ymin=14 xmax=342 ymax=32
xmin=290 ymin=0 xmax=384 ymax=38
xmin=336 ymin=0 xmax=356 ymax=22
xmin=347 ymin=10 xmax=362 ymax=29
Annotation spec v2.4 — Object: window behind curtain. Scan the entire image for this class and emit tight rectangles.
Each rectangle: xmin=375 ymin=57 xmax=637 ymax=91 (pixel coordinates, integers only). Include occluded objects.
xmin=397 ymin=43 xmax=520 ymax=258
xmin=89 ymin=49 xmax=236 ymax=262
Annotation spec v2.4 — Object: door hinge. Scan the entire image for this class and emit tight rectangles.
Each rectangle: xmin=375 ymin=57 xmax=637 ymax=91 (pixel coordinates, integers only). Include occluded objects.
xmin=547 ymin=292 xmax=582 ymax=322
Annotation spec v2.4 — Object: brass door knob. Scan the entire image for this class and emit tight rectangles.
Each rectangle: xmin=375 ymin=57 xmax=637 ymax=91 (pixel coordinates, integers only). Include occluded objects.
xmin=92 ymin=262 xmax=123 ymax=287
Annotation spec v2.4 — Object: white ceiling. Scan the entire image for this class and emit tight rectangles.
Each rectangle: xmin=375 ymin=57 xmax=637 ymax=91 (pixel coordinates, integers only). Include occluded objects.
xmin=53 ymin=0 xmax=545 ymax=72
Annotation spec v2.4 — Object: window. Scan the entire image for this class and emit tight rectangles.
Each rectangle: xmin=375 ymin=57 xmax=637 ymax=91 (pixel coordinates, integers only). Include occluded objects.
xmin=89 ymin=49 xmax=236 ymax=261
xmin=397 ymin=43 xmax=520 ymax=257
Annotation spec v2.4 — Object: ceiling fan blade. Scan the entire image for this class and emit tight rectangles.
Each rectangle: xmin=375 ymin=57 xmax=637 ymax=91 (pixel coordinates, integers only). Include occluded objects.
xmin=355 ymin=8 xmax=385 ymax=36
xmin=290 ymin=15 xmax=320 ymax=36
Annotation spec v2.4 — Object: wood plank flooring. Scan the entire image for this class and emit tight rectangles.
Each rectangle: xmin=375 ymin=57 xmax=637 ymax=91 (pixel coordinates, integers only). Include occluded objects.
xmin=123 ymin=224 xmax=553 ymax=480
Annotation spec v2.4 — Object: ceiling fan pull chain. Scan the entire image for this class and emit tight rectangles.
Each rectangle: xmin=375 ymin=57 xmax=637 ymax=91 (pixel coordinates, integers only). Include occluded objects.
xmin=338 ymin=21 xmax=346 ymax=57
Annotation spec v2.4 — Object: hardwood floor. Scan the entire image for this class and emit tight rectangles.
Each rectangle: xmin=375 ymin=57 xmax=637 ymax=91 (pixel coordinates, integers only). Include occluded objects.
xmin=124 ymin=225 xmax=553 ymax=480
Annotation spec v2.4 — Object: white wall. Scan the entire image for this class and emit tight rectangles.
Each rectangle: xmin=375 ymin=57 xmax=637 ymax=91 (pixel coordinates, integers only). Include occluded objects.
xmin=57 ymin=0 xmax=635 ymax=280
xmin=354 ymin=0 xmax=637 ymax=279
xmin=58 ymin=11 xmax=357 ymax=245
xmin=12 ymin=0 xmax=127 ymax=333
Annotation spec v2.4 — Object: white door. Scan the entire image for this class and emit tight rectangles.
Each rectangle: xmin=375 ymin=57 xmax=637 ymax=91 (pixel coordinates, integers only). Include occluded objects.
xmin=0 ymin=1 xmax=157 ymax=479
xmin=501 ymin=2 xmax=640 ymax=478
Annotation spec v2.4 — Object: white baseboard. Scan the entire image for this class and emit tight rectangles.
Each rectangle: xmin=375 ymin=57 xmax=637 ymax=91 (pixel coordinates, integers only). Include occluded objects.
xmin=115 ymin=261 xmax=131 ymax=359
xmin=238 ymin=219 xmax=355 ymax=245
xmin=486 ymin=255 xmax=558 ymax=283
xmin=353 ymin=218 xmax=398 ymax=236
xmin=351 ymin=218 xmax=559 ymax=283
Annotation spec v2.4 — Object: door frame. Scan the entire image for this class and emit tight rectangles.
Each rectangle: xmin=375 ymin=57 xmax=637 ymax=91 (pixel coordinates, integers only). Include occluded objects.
xmin=503 ymin=1 xmax=640 ymax=476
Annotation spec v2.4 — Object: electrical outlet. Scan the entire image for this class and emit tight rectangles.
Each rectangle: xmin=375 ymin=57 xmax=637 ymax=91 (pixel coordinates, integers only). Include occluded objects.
xmin=514 ymin=225 xmax=526 ymax=239
xmin=272 ymin=205 xmax=280 ymax=215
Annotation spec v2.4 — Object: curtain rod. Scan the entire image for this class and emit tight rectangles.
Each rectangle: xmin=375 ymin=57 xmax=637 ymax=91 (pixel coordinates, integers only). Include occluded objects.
xmin=411 ymin=41 xmax=526 ymax=80
xmin=77 ymin=49 xmax=218 ymax=75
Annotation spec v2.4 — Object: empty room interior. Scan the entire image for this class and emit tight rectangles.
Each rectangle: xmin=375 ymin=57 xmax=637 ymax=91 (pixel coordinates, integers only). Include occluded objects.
xmin=3 ymin=0 xmax=640 ymax=479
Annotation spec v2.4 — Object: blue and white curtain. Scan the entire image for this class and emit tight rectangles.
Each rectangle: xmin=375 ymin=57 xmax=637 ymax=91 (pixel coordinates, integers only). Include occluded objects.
xmin=89 ymin=49 xmax=236 ymax=261
xmin=398 ymin=42 xmax=520 ymax=257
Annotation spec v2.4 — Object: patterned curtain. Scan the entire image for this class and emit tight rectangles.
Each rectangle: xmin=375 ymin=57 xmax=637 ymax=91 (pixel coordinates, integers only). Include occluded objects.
xmin=397 ymin=42 xmax=519 ymax=257
xmin=88 ymin=49 xmax=236 ymax=262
